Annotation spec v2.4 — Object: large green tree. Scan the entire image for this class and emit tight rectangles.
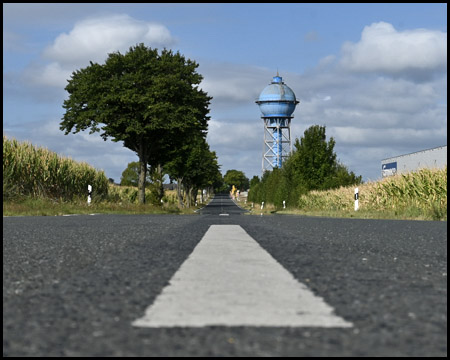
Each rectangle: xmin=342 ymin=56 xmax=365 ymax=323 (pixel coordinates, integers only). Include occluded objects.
xmin=60 ymin=44 xmax=211 ymax=203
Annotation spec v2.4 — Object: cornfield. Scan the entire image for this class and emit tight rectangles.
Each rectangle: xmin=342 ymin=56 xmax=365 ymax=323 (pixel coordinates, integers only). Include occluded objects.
xmin=297 ymin=167 xmax=447 ymax=220
xmin=107 ymin=184 xmax=152 ymax=204
xmin=108 ymin=184 xmax=179 ymax=205
xmin=3 ymin=136 xmax=109 ymax=201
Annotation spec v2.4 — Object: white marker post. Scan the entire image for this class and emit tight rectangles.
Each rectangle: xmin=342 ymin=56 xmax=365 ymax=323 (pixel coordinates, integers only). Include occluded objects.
xmin=283 ymin=200 xmax=286 ymax=209
xmin=261 ymin=201 xmax=264 ymax=210
xmin=354 ymin=187 xmax=359 ymax=211
xmin=88 ymin=185 xmax=92 ymax=205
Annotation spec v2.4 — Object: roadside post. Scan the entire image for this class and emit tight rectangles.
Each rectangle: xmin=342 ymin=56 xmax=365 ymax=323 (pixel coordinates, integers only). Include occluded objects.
xmin=88 ymin=185 xmax=92 ymax=205
xmin=354 ymin=187 xmax=359 ymax=211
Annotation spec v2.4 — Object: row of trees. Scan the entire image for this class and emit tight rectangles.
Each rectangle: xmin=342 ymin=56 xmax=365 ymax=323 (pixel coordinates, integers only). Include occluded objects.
xmin=60 ymin=43 xmax=221 ymax=206
xmin=248 ymin=125 xmax=362 ymax=208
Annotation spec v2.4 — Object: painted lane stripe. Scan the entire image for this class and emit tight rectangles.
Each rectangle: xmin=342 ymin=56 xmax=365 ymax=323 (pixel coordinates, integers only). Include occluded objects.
xmin=132 ymin=225 xmax=352 ymax=328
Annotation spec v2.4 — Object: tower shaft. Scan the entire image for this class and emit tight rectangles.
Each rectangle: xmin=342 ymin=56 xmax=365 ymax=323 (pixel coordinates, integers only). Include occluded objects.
xmin=262 ymin=117 xmax=292 ymax=171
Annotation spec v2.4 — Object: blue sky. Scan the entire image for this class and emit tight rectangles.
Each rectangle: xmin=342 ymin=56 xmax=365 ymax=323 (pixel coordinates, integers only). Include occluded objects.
xmin=3 ymin=3 xmax=447 ymax=183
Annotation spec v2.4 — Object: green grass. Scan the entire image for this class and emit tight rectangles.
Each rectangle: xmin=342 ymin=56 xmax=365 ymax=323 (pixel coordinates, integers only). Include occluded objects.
xmin=3 ymin=196 xmax=198 ymax=216
xmin=275 ymin=208 xmax=439 ymax=221
xmin=242 ymin=204 xmax=444 ymax=221
xmin=3 ymin=185 xmax=209 ymax=217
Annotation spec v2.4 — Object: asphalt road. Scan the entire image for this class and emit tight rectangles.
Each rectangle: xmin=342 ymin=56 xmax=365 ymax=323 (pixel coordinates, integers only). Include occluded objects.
xmin=3 ymin=194 xmax=447 ymax=356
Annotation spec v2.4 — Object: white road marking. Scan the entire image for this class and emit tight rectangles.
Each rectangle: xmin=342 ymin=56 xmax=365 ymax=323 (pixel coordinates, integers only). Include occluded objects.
xmin=61 ymin=213 xmax=98 ymax=216
xmin=132 ymin=225 xmax=352 ymax=328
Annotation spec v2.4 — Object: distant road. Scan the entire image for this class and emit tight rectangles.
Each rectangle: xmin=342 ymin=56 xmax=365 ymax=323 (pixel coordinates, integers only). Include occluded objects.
xmin=197 ymin=192 xmax=248 ymax=215
xmin=3 ymin=194 xmax=447 ymax=356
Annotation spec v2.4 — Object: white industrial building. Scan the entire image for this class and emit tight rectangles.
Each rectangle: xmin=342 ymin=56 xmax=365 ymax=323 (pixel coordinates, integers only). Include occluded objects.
xmin=381 ymin=145 xmax=447 ymax=177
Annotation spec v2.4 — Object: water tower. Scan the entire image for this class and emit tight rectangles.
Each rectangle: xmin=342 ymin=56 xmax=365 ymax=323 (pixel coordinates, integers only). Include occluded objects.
xmin=256 ymin=73 xmax=299 ymax=173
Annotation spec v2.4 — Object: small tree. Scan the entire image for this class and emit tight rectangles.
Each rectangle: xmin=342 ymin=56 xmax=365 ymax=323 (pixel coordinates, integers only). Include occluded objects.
xmin=249 ymin=175 xmax=260 ymax=188
xmin=120 ymin=161 xmax=140 ymax=187
xmin=291 ymin=125 xmax=336 ymax=190
xmin=284 ymin=125 xmax=361 ymax=191
xmin=223 ymin=170 xmax=249 ymax=191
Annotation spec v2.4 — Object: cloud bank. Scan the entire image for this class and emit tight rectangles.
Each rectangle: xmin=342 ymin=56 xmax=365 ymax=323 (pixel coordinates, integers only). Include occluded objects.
xmin=340 ymin=21 xmax=447 ymax=81
xmin=31 ymin=14 xmax=176 ymax=88
xmin=44 ymin=14 xmax=175 ymax=66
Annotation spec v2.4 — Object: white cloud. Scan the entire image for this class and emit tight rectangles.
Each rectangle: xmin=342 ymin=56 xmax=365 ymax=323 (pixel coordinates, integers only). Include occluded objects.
xmin=318 ymin=55 xmax=336 ymax=68
xmin=331 ymin=126 xmax=439 ymax=147
xmin=340 ymin=22 xmax=447 ymax=80
xmin=207 ymin=119 xmax=260 ymax=151
xmin=28 ymin=14 xmax=176 ymax=89
xmin=43 ymin=14 xmax=175 ymax=66
xmin=199 ymin=62 xmax=270 ymax=105
xmin=26 ymin=62 xmax=72 ymax=88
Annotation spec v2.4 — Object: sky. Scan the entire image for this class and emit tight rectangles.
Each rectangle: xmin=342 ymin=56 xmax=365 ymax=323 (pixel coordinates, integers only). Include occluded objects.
xmin=3 ymin=3 xmax=447 ymax=184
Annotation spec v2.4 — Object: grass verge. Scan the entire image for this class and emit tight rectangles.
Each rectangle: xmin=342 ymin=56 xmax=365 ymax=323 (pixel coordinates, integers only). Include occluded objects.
xmin=240 ymin=198 xmax=446 ymax=221
xmin=3 ymin=197 xmax=198 ymax=216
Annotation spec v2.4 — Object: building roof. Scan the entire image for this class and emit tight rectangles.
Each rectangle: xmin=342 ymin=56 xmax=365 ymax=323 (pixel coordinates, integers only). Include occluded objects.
xmin=381 ymin=145 xmax=447 ymax=162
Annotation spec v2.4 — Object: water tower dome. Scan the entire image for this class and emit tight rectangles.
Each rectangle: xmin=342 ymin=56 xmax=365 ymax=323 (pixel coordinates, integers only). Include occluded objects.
xmin=256 ymin=75 xmax=299 ymax=117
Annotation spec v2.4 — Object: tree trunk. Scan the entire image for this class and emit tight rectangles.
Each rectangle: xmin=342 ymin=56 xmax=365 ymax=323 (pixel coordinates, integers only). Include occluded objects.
xmin=192 ymin=188 xmax=198 ymax=206
xmin=156 ymin=164 xmax=164 ymax=203
xmin=138 ymin=143 xmax=147 ymax=204
xmin=185 ymin=185 xmax=192 ymax=208
xmin=177 ymin=177 xmax=184 ymax=208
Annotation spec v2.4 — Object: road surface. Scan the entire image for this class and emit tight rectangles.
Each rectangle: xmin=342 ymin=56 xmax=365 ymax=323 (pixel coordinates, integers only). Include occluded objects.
xmin=3 ymin=194 xmax=447 ymax=356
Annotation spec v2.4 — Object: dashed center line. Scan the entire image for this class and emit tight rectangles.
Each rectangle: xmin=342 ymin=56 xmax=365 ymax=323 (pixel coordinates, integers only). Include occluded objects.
xmin=133 ymin=225 xmax=352 ymax=328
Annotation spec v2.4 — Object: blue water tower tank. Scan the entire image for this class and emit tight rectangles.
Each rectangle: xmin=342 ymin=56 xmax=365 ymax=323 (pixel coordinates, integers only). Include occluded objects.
xmin=256 ymin=75 xmax=298 ymax=117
